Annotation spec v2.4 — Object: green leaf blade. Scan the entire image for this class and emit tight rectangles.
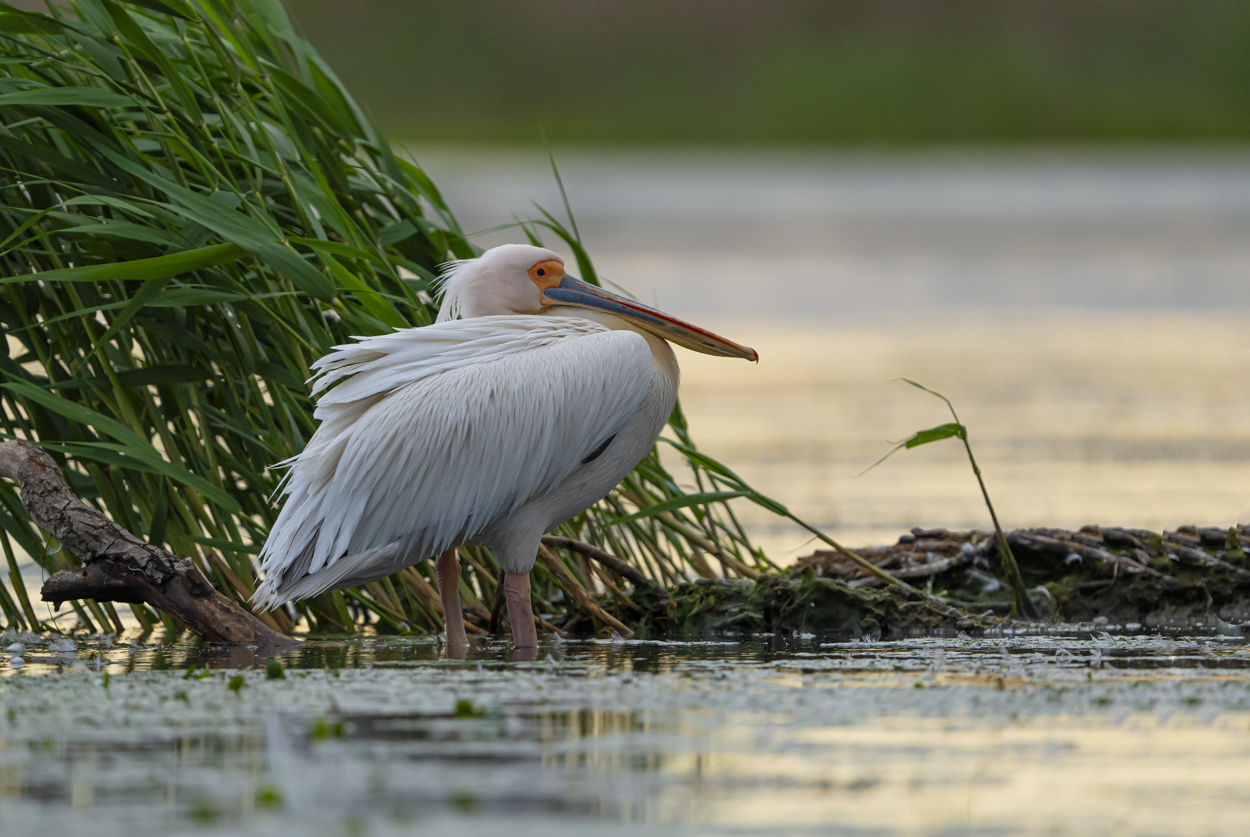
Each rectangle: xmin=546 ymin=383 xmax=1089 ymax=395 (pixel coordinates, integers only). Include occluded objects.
xmin=905 ymin=422 xmax=967 ymax=449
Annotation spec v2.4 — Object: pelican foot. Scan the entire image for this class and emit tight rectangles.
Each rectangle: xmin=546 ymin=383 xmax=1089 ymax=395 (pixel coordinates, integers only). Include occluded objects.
xmin=503 ymin=571 xmax=538 ymax=649
xmin=512 ymin=645 xmax=538 ymax=663
xmin=435 ymin=548 xmax=468 ymax=648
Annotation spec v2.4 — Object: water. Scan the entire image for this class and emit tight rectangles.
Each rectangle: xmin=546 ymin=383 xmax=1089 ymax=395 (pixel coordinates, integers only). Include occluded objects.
xmin=674 ymin=313 xmax=1250 ymax=557
xmin=413 ymin=147 xmax=1250 ymax=315
xmin=3 ymin=633 xmax=1250 ymax=835
xmin=410 ymin=147 xmax=1250 ymax=559
xmin=11 ymin=149 xmax=1250 ymax=589
xmin=7 ymin=151 xmax=1250 ymax=834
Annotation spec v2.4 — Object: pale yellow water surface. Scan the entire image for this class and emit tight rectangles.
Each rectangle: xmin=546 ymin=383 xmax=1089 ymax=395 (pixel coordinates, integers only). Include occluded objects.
xmin=412 ymin=147 xmax=1250 ymax=562
xmin=673 ymin=312 xmax=1250 ymax=561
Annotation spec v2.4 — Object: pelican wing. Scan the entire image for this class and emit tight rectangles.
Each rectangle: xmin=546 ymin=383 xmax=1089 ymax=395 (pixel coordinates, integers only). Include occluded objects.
xmin=254 ymin=316 xmax=653 ymax=607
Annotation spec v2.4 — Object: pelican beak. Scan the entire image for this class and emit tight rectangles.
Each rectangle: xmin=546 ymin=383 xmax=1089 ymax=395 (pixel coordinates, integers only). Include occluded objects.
xmin=541 ymin=274 xmax=758 ymax=361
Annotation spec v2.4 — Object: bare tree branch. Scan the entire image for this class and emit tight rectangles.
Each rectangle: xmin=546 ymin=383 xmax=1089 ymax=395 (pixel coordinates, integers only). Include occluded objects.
xmin=0 ymin=440 xmax=295 ymax=646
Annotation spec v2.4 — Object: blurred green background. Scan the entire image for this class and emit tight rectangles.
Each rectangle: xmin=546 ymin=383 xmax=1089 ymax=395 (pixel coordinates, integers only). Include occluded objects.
xmin=281 ymin=0 xmax=1250 ymax=145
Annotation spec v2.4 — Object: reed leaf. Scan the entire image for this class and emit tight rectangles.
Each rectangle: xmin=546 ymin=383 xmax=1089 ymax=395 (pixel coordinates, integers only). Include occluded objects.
xmin=0 ymin=0 xmax=781 ymax=635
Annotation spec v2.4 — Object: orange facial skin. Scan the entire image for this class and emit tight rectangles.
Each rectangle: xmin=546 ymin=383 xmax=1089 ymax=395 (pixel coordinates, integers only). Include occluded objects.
xmin=527 ymin=259 xmax=565 ymax=290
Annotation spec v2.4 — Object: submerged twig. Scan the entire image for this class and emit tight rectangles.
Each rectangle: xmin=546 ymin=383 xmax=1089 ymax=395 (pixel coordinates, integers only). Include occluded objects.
xmin=537 ymin=544 xmax=633 ymax=637
xmin=541 ymin=535 xmax=658 ymax=591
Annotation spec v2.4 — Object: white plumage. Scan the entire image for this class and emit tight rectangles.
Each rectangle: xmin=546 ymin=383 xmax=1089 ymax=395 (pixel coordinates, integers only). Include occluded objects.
xmin=253 ymin=243 xmax=755 ymax=645
xmin=254 ymin=317 xmax=654 ymax=606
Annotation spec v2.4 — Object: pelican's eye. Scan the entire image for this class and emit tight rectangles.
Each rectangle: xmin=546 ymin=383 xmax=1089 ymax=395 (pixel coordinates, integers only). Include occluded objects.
xmin=527 ymin=259 xmax=564 ymax=288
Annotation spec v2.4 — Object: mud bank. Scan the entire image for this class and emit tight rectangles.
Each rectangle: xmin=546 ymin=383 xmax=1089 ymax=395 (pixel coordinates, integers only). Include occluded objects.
xmin=571 ymin=525 xmax=1250 ymax=638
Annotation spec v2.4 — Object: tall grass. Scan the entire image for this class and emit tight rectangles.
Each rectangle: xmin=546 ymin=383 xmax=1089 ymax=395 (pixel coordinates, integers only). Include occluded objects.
xmin=0 ymin=0 xmax=775 ymax=635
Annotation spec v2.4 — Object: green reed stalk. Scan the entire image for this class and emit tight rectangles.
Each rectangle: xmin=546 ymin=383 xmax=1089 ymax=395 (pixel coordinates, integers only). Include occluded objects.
xmin=867 ymin=379 xmax=1037 ymax=618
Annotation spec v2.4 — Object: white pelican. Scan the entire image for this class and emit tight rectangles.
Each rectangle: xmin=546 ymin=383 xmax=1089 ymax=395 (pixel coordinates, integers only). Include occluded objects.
xmin=253 ymin=244 xmax=756 ymax=648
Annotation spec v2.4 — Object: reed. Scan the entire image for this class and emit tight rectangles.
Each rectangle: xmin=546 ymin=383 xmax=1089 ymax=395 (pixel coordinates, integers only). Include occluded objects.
xmin=0 ymin=0 xmax=778 ymax=635
xmin=867 ymin=379 xmax=1036 ymax=618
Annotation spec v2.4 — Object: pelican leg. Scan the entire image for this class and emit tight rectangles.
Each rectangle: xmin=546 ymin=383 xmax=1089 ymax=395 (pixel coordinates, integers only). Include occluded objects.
xmin=503 ymin=571 xmax=538 ymax=649
xmin=435 ymin=548 xmax=468 ymax=647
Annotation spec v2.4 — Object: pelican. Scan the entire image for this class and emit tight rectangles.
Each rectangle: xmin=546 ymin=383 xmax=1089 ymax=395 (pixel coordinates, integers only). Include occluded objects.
xmin=253 ymin=244 xmax=756 ymax=648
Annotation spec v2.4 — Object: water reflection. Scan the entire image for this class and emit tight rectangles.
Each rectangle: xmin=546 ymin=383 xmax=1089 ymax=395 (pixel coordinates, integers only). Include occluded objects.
xmin=6 ymin=628 xmax=1250 ymax=677
xmin=3 ymin=635 xmax=1250 ymax=834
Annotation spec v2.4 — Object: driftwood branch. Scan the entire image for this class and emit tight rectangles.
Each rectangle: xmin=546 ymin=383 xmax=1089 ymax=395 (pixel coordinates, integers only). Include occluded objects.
xmin=0 ymin=440 xmax=295 ymax=645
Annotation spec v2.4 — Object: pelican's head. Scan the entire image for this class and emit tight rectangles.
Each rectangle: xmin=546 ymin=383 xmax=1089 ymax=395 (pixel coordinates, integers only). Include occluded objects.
xmin=436 ymin=244 xmax=757 ymax=361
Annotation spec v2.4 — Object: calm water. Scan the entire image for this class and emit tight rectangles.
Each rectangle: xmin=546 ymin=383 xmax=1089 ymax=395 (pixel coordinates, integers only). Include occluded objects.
xmin=6 ymin=151 xmax=1250 ymax=835
xmin=10 ymin=149 xmax=1250 ymax=588
xmin=413 ymin=148 xmax=1250 ymax=559
xmin=3 ymin=632 xmax=1250 ymax=836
